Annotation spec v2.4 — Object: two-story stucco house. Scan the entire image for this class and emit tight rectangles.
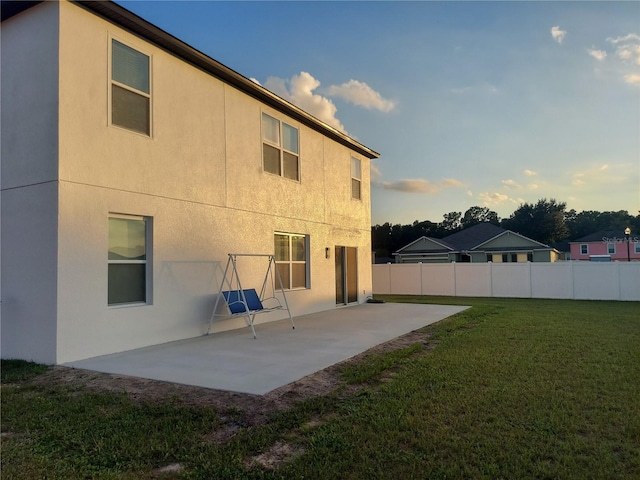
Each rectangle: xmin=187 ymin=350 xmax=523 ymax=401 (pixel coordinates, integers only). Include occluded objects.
xmin=1 ymin=0 xmax=379 ymax=364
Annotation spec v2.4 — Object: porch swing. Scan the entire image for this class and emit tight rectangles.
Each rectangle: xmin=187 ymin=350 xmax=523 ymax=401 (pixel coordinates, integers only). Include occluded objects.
xmin=207 ymin=253 xmax=295 ymax=338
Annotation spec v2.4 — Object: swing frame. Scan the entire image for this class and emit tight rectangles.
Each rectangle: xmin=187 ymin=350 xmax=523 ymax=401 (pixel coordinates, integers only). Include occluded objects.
xmin=208 ymin=253 xmax=295 ymax=338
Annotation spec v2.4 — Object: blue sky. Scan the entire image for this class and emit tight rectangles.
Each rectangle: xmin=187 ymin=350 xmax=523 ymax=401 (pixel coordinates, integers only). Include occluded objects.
xmin=119 ymin=1 xmax=640 ymax=225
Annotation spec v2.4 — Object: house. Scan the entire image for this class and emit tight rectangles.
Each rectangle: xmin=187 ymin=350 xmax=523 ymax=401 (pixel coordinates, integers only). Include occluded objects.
xmin=569 ymin=229 xmax=639 ymax=262
xmin=393 ymin=223 xmax=560 ymax=263
xmin=1 ymin=0 xmax=379 ymax=364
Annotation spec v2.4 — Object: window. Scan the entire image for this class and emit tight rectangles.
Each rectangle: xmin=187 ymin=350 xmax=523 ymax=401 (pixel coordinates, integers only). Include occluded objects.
xmin=607 ymin=242 xmax=616 ymax=255
xmin=262 ymin=113 xmax=299 ymax=180
xmin=274 ymin=232 xmax=308 ymax=289
xmin=511 ymin=253 xmax=518 ymax=263
xmin=351 ymin=157 xmax=362 ymax=200
xmin=635 ymin=242 xmax=640 ymax=254
xmin=502 ymin=254 xmax=508 ymax=263
xmin=527 ymin=253 xmax=533 ymax=262
xmin=580 ymin=244 xmax=588 ymax=255
xmin=108 ymin=215 xmax=151 ymax=305
xmin=111 ymin=39 xmax=151 ymax=135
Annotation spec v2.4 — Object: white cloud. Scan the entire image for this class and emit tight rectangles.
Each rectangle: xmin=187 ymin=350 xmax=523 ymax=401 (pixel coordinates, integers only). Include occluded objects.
xmin=264 ymin=72 xmax=347 ymax=133
xmin=587 ymin=48 xmax=607 ymax=61
xmin=607 ymin=33 xmax=640 ymax=44
xmin=551 ymin=26 xmax=567 ymax=44
xmin=381 ymin=178 xmax=465 ymax=194
xmin=370 ymin=162 xmax=382 ymax=180
xmin=523 ymin=169 xmax=537 ymax=177
xmin=325 ymin=80 xmax=396 ymax=112
xmin=502 ymin=179 xmax=520 ymax=189
xmin=624 ymin=73 xmax=640 ymax=85
xmin=479 ymin=192 xmax=510 ymax=206
xmin=616 ymin=43 xmax=640 ymax=65
xmin=250 ymin=77 xmax=261 ymax=85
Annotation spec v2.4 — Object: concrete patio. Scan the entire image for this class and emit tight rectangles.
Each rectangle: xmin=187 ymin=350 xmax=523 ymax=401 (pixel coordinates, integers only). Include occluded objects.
xmin=63 ymin=302 xmax=468 ymax=395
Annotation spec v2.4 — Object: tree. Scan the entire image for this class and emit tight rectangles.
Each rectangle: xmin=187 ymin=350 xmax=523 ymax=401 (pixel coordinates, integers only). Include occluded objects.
xmin=461 ymin=206 xmax=500 ymax=229
xmin=439 ymin=211 xmax=462 ymax=233
xmin=501 ymin=198 xmax=569 ymax=245
xmin=565 ymin=209 xmax=637 ymax=240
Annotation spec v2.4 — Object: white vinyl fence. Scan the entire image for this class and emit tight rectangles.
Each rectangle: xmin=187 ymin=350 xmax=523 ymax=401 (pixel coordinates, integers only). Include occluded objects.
xmin=372 ymin=262 xmax=640 ymax=301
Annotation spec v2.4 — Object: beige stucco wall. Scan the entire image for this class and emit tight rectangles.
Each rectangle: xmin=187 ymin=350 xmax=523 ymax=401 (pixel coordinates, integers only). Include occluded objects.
xmin=50 ymin=1 xmax=372 ymax=363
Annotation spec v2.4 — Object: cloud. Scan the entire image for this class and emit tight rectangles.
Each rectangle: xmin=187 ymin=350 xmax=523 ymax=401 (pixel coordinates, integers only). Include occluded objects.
xmin=264 ymin=72 xmax=347 ymax=133
xmin=523 ymin=169 xmax=537 ymax=177
xmin=502 ymin=179 xmax=520 ymax=189
xmin=325 ymin=80 xmax=396 ymax=112
xmin=587 ymin=48 xmax=607 ymax=61
xmin=615 ymin=43 xmax=640 ymax=65
xmin=551 ymin=26 xmax=567 ymax=44
xmin=479 ymin=192 xmax=511 ymax=206
xmin=571 ymin=163 xmax=631 ymax=187
xmin=381 ymin=178 xmax=465 ymax=194
xmin=607 ymin=33 xmax=640 ymax=44
xmin=624 ymin=73 xmax=640 ymax=85
xmin=370 ymin=162 xmax=382 ymax=180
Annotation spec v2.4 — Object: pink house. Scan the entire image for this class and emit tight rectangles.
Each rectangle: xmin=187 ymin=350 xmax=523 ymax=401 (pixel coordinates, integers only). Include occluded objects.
xmin=570 ymin=229 xmax=640 ymax=262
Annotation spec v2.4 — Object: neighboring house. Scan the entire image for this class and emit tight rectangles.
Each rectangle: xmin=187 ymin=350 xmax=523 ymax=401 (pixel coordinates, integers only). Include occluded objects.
xmin=1 ymin=0 xmax=378 ymax=364
xmin=394 ymin=223 xmax=560 ymax=264
xmin=569 ymin=229 xmax=639 ymax=262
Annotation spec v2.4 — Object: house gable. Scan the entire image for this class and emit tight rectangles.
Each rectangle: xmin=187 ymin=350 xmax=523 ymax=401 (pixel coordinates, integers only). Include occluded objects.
xmin=476 ymin=231 xmax=548 ymax=251
xmin=395 ymin=236 xmax=453 ymax=254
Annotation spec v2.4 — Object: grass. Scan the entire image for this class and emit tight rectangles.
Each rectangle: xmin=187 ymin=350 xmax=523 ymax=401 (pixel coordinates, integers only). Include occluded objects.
xmin=2 ymin=297 xmax=639 ymax=479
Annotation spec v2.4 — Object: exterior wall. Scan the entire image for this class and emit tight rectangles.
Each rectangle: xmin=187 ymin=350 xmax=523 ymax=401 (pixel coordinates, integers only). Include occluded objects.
xmin=48 ymin=1 xmax=372 ymax=363
xmin=373 ymin=262 xmax=640 ymax=301
xmin=1 ymin=2 xmax=60 ymax=363
xmin=570 ymin=240 xmax=640 ymax=262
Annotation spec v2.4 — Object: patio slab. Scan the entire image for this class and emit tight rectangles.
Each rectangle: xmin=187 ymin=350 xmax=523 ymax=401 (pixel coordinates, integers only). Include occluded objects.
xmin=63 ymin=302 xmax=468 ymax=395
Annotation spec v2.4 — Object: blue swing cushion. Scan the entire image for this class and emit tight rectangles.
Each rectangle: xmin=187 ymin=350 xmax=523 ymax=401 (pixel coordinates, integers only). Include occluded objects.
xmin=222 ymin=289 xmax=264 ymax=314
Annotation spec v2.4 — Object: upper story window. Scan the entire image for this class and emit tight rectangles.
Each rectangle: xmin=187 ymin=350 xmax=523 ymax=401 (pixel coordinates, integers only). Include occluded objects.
xmin=580 ymin=244 xmax=588 ymax=255
xmin=635 ymin=242 xmax=640 ymax=254
xmin=351 ymin=157 xmax=362 ymax=200
xmin=262 ymin=113 xmax=299 ymax=181
xmin=111 ymin=39 xmax=151 ymax=135
xmin=607 ymin=242 xmax=616 ymax=255
xmin=108 ymin=214 xmax=152 ymax=305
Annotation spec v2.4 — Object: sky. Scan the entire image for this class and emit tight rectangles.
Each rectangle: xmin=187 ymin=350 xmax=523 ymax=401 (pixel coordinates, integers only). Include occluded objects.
xmin=118 ymin=0 xmax=640 ymax=225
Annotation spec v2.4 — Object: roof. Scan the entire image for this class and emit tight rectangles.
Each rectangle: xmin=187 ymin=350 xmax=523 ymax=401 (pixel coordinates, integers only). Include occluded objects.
xmin=394 ymin=223 xmax=555 ymax=257
xmin=1 ymin=0 xmax=379 ymax=160
xmin=571 ymin=229 xmax=631 ymax=243
xmin=440 ymin=223 xmax=506 ymax=251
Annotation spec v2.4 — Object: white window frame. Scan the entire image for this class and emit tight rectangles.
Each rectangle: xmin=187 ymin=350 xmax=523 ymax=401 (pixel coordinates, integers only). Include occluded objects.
xmin=635 ymin=242 xmax=640 ymax=254
xmin=351 ymin=156 xmax=362 ymax=200
xmin=607 ymin=242 xmax=616 ymax=255
xmin=109 ymin=37 xmax=152 ymax=136
xmin=274 ymin=232 xmax=309 ymax=290
xmin=108 ymin=213 xmax=152 ymax=306
xmin=261 ymin=112 xmax=300 ymax=181
xmin=580 ymin=244 xmax=588 ymax=255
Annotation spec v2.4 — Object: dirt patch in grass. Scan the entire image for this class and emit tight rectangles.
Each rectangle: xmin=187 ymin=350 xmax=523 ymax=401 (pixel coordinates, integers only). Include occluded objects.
xmin=31 ymin=329 xmax=434 ymax=441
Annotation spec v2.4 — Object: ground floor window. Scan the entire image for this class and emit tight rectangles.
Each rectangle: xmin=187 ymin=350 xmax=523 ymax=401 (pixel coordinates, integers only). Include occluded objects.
xmin=108 ymin=214 xmax=151 ymax=305
xmin=274 ymin=232 xmax=309 ymax=290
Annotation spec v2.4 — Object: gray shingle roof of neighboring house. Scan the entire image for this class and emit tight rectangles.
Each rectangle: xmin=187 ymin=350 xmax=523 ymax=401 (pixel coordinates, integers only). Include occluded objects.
xmin=571 ymin=229 xmax=630 ymax=243
xmin=439 ymin=223 xmax=508 ymax=251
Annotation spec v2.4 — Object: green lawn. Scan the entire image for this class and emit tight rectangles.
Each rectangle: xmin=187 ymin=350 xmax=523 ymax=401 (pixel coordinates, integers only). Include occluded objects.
xmin=2 ymin=297 xmax=639 ymax=479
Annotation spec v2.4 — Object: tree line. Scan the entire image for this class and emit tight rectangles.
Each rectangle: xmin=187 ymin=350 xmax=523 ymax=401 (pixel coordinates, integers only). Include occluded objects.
xmin=372 ymin=199 xmax=640 ymax=259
